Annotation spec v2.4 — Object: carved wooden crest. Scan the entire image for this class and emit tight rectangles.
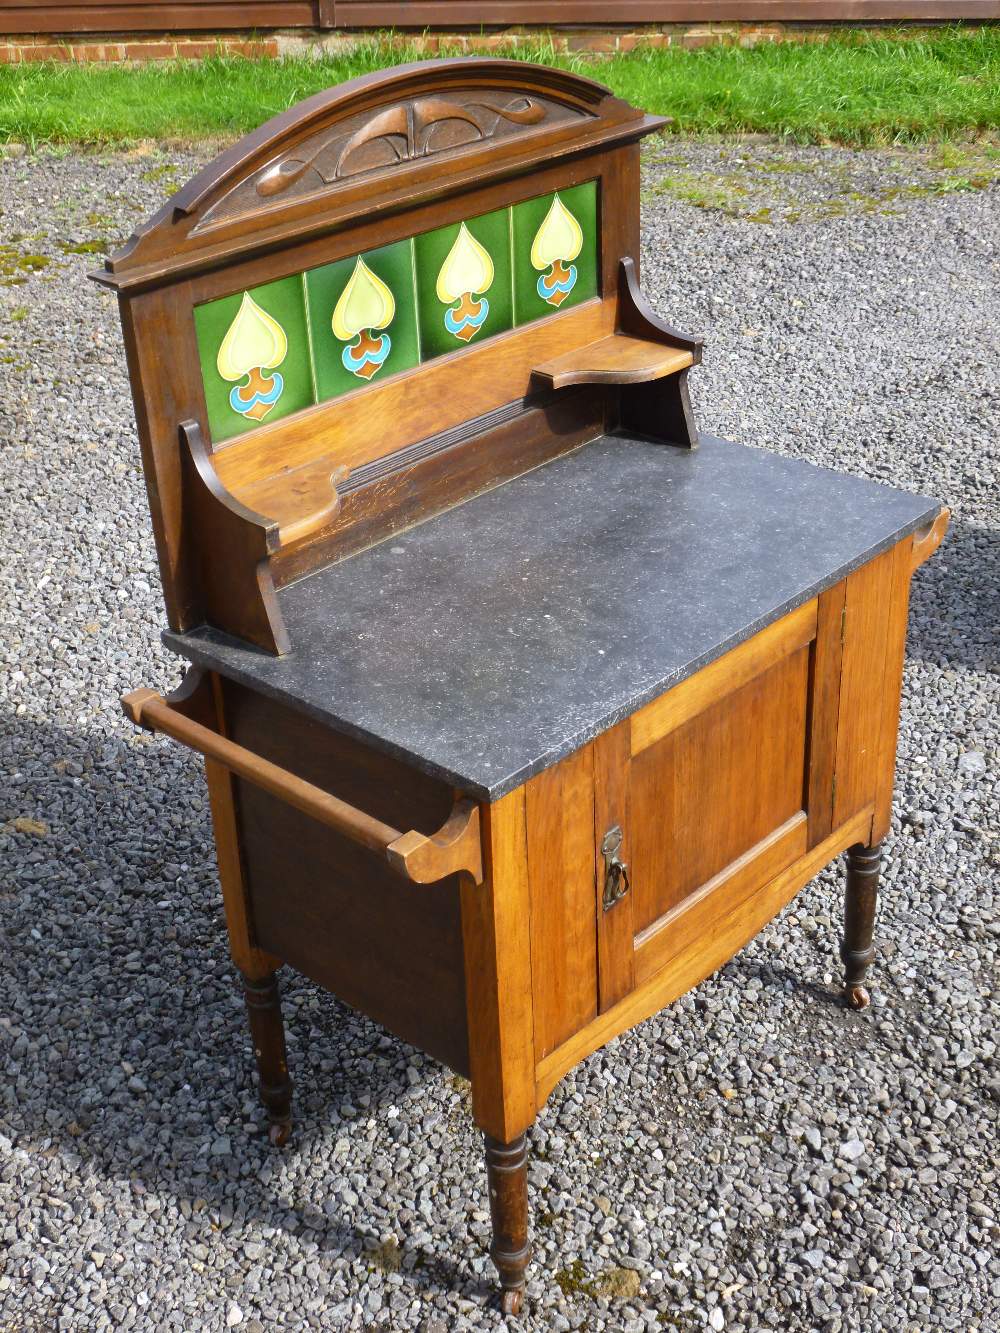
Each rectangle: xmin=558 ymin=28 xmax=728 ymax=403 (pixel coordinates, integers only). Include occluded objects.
xmin=201 ymin=89 xmax=584 ymax=228
xmin=96 ymin=60 xmax=654 ymax=293
xmin=256 ymin=93 xmax=560 ymax=196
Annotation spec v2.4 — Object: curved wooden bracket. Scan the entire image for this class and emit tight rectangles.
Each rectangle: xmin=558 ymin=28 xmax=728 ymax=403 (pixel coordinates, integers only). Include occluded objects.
xmin=181 ymin=420 xmax=290 ymax=655
xmin=387 ymin=799 xmax=484 ymax=885
xmin=603 ymin=259 xmax=703 ymax=450
xmin=618 ymin=256 xmax=704 ymax=360
xmin=911 ymin=507 xmax=950 ymax=571
xmin=533 ymin=257 xmax=704 ymax=395
xmin=123 ymin=666 xmax=216 ymax=729
xmin=121 ymin=686 xmax=484 ymax=885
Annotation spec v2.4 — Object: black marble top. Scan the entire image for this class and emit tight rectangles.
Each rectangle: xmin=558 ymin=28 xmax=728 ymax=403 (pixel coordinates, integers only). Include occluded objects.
xmin=165 ymin=434 xmax=939 ymax=800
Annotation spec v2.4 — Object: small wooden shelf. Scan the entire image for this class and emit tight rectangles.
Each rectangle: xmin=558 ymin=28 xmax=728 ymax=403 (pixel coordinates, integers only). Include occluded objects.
xmin=238 ymin=457 xmax=348 ymax=547
xmin=533 ymin=334 xmax=694 ymax=391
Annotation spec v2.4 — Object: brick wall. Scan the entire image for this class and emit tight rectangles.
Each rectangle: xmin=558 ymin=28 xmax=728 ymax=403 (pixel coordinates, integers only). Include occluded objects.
xmin=0 ymin=32 xmax=279 ymax=63
xmin=0 ymin=23 xmax=964 ymax=63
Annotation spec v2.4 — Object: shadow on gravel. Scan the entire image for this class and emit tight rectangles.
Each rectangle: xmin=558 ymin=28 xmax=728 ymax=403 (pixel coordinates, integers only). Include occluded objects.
xmin=905 ymin=515 xmax=999 ymax=670
xmin=1 ymin=713 xmax=477 ymax=1294
xmin=727 ymin=956 xmax=845 ymax=1011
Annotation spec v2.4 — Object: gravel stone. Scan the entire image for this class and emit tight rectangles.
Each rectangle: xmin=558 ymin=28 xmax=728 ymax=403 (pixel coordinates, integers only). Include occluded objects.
xmin=957 ymin=750 xmax=987 ymax=777
xmin=1 ymin=139 xmax=997 ymax=1332
xmin=804 ymin=1126 xmax=823 ymax=1154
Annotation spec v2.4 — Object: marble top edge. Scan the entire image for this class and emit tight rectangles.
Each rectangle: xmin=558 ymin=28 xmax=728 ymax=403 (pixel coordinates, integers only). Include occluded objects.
xmin=163 ymin=433 xmax=941 ymax=802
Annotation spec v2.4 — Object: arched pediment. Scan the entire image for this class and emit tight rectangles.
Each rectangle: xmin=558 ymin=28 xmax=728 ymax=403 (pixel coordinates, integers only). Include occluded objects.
xmin=97 ymin=59 xmax=655 ymax=293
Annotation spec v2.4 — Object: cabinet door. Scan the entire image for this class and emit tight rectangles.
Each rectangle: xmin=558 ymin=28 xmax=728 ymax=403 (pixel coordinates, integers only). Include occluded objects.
xmin=595 ymin=595 xmax=841 ymax=1010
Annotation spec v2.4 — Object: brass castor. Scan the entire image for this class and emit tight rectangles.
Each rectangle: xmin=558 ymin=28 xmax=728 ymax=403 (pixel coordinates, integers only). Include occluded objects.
xmin=500 ymin=1287 xmax=524 ymax=1316
xmin=845 ymin=983 xmax=871 ymax=1011
xmin=268 ymin=1119 xmax=292 ymax=1148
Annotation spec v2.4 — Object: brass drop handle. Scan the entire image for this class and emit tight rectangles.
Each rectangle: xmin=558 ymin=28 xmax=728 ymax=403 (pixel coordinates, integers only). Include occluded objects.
xmin=601 ymin=824 xmax=631 ymax=912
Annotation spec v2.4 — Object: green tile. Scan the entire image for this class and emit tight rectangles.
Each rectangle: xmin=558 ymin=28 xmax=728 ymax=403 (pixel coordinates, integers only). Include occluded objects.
xmin=413 ymin=207 xmax=513 ymax=362
xmin=305 ymin=239 xmax=420 ymax=402
xmin=194 ymin=275 xmax=314 ymax=445
xmin=512 ymin=181 xmax=599 ymax=327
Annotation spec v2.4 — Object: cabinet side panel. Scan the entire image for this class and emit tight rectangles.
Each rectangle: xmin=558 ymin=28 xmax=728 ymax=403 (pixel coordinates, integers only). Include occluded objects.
xmin=222 ymin=681 xmax=469 ymax=1074
xmin=237 ymin=785 xmax=470 ymax=1075
xmin=221 ymin=679 xmax=456 ymax=832
xmin=833 ymin=548 xmax=895 ymax=831
xmin=872 ymin=538 xmax=918 ymax=842
xmin=526 ymin=746 xmax=598 ymax=1062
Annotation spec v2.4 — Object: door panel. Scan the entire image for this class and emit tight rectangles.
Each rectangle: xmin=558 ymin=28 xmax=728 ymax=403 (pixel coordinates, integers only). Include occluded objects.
xmin=629 ymin=642 xmax=811 ymax=937
xmin=633 ymin=811 xmax=807 ymax=986
xmin=630 ymin=599 xmax=816 ymax=757
xmin=535 ymin=561 xmax=903 ymax=1040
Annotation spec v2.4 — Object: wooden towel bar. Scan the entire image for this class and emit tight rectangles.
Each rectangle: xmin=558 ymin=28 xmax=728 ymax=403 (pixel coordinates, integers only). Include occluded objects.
xmin=122 ymin=688 xmax=484 ymax=886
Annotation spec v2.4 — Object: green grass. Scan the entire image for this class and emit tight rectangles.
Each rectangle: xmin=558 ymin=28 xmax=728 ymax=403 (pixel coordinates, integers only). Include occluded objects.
xmin=0 ymin=27 xmax=998 ymax=148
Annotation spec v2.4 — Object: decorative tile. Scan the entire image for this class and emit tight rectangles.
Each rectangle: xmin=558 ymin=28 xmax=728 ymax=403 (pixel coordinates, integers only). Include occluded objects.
xmin=194 ymin=275 xmax=314 ymax=444
xmin=193 ymin=186 xmax=602 ymax=443
xmin=512 ymin=180 xmax=598 ymax=327
xmin=305 ymin=239 xmax=420 ymax=403
xmin=413 ymin=207 xmax=513 ymax=362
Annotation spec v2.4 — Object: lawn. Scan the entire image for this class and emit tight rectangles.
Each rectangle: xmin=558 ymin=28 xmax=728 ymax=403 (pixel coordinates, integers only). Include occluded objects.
xmin=0 ymin=26 xmax=998 ymax=148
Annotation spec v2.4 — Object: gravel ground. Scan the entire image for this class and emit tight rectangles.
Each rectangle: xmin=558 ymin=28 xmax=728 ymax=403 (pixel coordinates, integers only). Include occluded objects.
xmin=1 ymin=138 xmax=998 ymax=1333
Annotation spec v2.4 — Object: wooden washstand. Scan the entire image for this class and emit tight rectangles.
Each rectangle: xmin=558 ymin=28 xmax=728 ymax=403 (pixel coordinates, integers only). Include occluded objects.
xmin=96 ymin=59 xmax=948 ymax=1314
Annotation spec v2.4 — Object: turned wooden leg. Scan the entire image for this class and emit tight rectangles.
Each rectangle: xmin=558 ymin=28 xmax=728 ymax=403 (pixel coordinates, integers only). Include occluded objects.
xmin=841 ymin=841 xmax=882 ymax=1011
xmin=241 ymin=970 xmax=293 ymax=1146
xmin=484 ymin=1132 xmax=531 ymax=1315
